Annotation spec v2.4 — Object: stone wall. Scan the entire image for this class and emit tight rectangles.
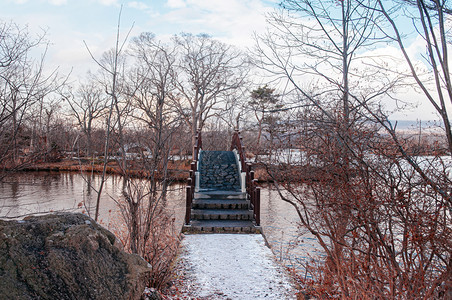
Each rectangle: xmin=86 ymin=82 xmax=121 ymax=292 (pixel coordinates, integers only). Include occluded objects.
xmin=199 ymin=151 xmax=241 ymax=191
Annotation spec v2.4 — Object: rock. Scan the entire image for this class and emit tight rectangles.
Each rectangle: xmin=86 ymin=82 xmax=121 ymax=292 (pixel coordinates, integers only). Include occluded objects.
xmin=0 ymin=213 xmax=150 ymax=300
xmin=143 ymin=287 xmax=163 ymax=300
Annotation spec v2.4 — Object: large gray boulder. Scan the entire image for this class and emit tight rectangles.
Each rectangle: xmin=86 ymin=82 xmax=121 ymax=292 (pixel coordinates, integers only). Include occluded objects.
xmin=0 ymin=213 xmax=150 ymax=300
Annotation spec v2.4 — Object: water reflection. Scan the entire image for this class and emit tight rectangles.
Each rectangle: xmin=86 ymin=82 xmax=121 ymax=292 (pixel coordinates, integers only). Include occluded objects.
xmin=259 ymin=185 xmax=321 ymax=270
xmin=1 ymin=172 xmax=118 ymax=223
xmin=10 ymin=180 xmax=19 ymax=200
xmin=0 ymin=172 xmax=319 ymax=269
xmin=0 ymin=172 xmax=186 ymax=227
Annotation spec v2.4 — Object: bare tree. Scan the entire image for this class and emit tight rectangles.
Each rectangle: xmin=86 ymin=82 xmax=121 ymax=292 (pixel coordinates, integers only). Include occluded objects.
xmin=0 ymin=20 xmax=63 ymax=170
xmin=64 ymin=80 xmax=107 ymax=156
xmin=84 ymin=7 xmax=133 ymax=221
xmin=122 ymin=32 xmax=181 ymax=254
xmin=374 ymin=0 xmax=452 ymax=155
xmin=94 ymin=32 xmax=182 ymax=289
xmin=253 ymin=0 xmax=450 ymax=298
xmin=85 ymin=25 xmax=181 ymax=289
xmin=171 ymin=33 xmax=250 ymax=151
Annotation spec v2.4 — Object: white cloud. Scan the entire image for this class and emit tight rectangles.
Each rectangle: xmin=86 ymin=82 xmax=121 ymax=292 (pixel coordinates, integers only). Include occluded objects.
xmin=157 ymin=0 xmax=273 ymax=48
xmin=128 ymin=1 xmax=150 ymax=10
xmin=98 ymin=0 xmax=118 ymax=6
xmin=12 ymin=0 xmax=28 ymax=4
xmin=48 ymin=0 xmax=67 ymax=5
xmin=167 ymin=0 xmax=186 ymax=9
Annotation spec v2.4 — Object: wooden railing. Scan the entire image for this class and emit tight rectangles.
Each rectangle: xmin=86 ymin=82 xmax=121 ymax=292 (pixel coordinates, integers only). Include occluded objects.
xmin=185 ymin=131 xmax=202 ymax=225
xmin=230 ymin=130 xmax=261 ymax=226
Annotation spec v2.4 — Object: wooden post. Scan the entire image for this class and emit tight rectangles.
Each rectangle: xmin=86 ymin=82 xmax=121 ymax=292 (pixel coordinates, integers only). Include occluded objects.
xmin=189 ymin=170 xmax=195 ymax=190
xmin=241 ymin=146 xmax=246 ymax=170
xmin=198 ymin=131 xmax=202 ymax=149
xmin=193 ymin=145 xmax=198 ymax=161
xmin=255 ymin=187 xmax=261 ymax=226
xmin=185 ymin=185 xmax=192 ymax=225
xmin=230 ymin=130 xmax=260 ymax=226
xmin=251 ymin=175 xmax=257 ymax=208
xmin=246 ymin=165 xmax=251 ymax=197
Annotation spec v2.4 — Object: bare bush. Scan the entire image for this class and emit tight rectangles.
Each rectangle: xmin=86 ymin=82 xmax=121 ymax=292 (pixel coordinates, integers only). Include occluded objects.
xmin=109 ymin=180 xmax=179 ymax=290
xmin=255 ymin=0 xmax=451 ymax=298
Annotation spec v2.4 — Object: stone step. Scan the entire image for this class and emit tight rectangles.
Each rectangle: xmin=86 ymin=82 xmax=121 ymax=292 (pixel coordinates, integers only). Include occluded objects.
xmin=192 ymin=209 xmax=253 ymax=220
xmin=195 ymin=191 xmax=247 ymax=200
xmin=185 ymin=149 xmax=258 ymax=233
xmin=192 ymin=199 xmax=250 ymax=210
xmin=183 ymin=220 xmax=261 ymax=233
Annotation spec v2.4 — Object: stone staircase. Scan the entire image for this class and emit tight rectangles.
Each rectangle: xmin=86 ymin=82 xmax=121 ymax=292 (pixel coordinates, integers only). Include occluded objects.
xmin=183 ymin=151 xmax=260 ymax=233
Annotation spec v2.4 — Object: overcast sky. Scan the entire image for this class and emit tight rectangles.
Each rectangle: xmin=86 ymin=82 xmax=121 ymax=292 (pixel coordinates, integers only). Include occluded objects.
xmin=2 ymin=0 xmax=277 ymax=77
xmin=2 ymin=0 xmax=448 ymax=121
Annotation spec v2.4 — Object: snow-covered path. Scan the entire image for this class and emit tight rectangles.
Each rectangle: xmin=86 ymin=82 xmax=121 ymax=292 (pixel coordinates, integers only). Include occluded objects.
xmin=175 ymin=234 xmax=297 ymax=299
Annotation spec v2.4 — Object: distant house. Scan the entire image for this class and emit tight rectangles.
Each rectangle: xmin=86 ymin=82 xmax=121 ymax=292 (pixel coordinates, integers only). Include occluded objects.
xmin=119 ymin=143 xmax=152 ymax=159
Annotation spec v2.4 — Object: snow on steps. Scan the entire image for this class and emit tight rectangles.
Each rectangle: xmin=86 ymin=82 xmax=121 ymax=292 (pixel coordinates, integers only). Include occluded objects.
xmin=184 ymin=150 xmax=260 ymax=233
xmin=183 ymin=191 xmax=261 ymax=233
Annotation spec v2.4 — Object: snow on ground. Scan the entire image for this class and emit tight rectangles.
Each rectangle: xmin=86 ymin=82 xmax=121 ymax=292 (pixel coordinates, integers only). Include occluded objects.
xmin=176 ymin=234 xmax=297 ymax=299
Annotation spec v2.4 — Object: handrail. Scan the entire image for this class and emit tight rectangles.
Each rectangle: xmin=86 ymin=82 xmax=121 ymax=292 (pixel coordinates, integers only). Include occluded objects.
xmin=230 ymin=130 xmax=246 ymax=171
xmin=230 ymin=130 xmax=260 ymax=226
xmin=185 ymin=131 xmax=202 ymax=225
xmin=193 ymin=130 xmax=202 ymax=163
xmin=185 ymin=130 xmax=260 ymax=226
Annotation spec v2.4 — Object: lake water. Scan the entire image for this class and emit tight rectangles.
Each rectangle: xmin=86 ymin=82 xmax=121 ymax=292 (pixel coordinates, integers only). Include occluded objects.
xmin=0 ymin=171 xmax=320 ymax=269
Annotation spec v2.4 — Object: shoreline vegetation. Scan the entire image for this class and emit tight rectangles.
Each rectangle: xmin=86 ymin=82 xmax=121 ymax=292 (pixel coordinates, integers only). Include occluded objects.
xmin=3 ymin=146 xmax=450 ymax=183
xmin=3 ymin=157 xmax=274 ymax=182
xmin=7 ymin=158 xmax=192 ymax=181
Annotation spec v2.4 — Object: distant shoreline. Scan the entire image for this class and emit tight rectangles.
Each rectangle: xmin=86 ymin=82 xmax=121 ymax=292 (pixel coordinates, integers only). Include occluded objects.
xmin=6 ymin=158 xmax=191 ymax=182
xmin=390 ymin=120 xmax=445 ymax=131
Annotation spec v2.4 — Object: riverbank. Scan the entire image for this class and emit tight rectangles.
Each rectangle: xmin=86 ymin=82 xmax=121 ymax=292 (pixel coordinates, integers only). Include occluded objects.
xmin=12 ymin=158 xmax=192 ymax=181
xmin=8 ymin=158 xmax=277 ymax=182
